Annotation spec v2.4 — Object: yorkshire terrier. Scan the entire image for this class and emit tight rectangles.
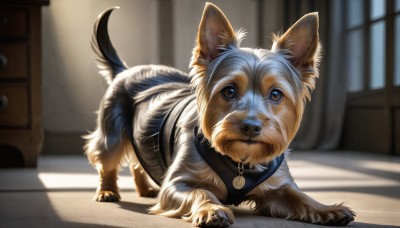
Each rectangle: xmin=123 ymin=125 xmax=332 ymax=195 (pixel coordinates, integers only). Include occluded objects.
xmin=84 ymin=3 xmax=355 ymax=227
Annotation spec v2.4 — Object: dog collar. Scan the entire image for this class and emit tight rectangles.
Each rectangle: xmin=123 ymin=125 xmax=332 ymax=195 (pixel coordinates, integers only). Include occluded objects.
xmin=194 ymin=131 xmax=285 ymax=206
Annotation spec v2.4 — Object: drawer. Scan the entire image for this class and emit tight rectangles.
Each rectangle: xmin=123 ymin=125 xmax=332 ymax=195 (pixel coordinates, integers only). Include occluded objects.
xmin=0 ymin=9 xmax=27 ymax=37
xmin=0 ymin=84 xmax=29 ymax=127
xmin=0 ymin=42 xmax=28 ymax=78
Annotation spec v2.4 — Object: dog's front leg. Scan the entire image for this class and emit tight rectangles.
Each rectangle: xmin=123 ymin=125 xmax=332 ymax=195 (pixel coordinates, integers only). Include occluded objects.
xmin=254 ymin=183 xmax=355 ymax=226
xmin=150 ymin=182 xmax=234 ymax=227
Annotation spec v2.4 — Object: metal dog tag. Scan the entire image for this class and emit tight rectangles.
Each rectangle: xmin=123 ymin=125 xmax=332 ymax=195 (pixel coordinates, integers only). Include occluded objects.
xmin=233 ymin=175 xmax=245 ymax=190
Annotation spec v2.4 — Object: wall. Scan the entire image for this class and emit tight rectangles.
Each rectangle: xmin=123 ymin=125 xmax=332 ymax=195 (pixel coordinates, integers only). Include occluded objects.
xmin=41 ymin=0 xmax=281 ymax=154
xmin=41 ymin=0 xmax=159 ymax=154
xmin=42 ymin=0 xmax=158 ymax=133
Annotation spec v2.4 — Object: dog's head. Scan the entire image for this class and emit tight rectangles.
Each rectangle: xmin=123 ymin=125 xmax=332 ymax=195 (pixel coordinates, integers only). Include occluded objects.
xmin=190 ymin=3 xmax=321 ymax=165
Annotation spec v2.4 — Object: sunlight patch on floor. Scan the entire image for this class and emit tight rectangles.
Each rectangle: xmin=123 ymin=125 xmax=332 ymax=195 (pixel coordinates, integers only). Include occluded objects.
xmin=288 ymin=160 xmax=400 ymax=189
xmin=38 ymin=172 xmax=135 ymax=190
xmin=354 ymin=160 xmax=400 ymax=173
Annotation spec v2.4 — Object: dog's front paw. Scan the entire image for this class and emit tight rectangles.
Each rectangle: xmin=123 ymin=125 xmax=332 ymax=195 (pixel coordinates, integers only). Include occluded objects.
xmin=94 ymin=190 xmax=121 ymax=202
xmin=319 ymin=204 xmax=355 ymax=226
xmin=192 ymin=205 xmax=234 ymax=227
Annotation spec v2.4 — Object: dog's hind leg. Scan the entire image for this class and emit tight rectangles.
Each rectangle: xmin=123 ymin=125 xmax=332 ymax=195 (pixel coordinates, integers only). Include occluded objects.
xmin=130 ymin=162 xmax=159 ymax=198
xmin=92 ymin=137 xmax=129 ymax=202
xmin=84 ymin=85 xmax=132 ymax=202
xmin=84 ymin=130 xmax=130 ymax=202
xmin=84 ymin=130 xmax=125 ymax=201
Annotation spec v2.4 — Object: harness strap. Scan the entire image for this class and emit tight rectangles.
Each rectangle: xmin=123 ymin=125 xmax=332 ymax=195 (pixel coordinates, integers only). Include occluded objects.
xmin=161 ymin=95 xmax=196 ymax=167
xmin=128 ymin=95 xmax=195 ymax=186
xmin=195 ymin=131 xmax=285 ymax=206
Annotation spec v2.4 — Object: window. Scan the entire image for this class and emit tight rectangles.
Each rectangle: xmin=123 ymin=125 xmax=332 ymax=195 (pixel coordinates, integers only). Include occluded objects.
xmin=343 ymin=0 xmax=400 ymax=154
xmin=346 ymin=0 xmax=400 ymax=92
xmin=370 ymin=21 xmax=385 ymax=89
xmin=371 ymin=0 xmax=385 ymax=20
xmin=346 ymin=0 xmax=364 ymax=93
xmin=395 ymin=0 xmax=400 ymax=86
xmin=347 ymin=30 xmax=364 ymax=92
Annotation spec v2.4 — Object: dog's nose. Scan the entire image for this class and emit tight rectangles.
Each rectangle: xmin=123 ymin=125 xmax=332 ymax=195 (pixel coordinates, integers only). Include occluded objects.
xmin=240 ymin=119 xmax=262 ymax=137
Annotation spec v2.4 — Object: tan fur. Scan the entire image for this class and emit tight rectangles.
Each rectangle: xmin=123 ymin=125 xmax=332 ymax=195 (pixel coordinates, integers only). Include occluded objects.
xmin=85 ymin=3 xmax=355 ymax=227
xmin=130 ymin=165 xmax=158 ymax=197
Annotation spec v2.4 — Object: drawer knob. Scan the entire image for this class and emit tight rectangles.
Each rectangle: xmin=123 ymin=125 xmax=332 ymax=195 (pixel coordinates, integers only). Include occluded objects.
xmin=0 ymin=53 xmax=7 ymax=69
xmin=0 ymin=95 xmax=8 ymax=109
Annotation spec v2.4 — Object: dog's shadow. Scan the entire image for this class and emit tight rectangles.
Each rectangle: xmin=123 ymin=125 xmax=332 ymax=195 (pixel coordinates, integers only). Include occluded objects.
xmin=116 ymin=201 xmax=151 ymax=214
xmin=115 ymin=192 xmax=158 ymax=214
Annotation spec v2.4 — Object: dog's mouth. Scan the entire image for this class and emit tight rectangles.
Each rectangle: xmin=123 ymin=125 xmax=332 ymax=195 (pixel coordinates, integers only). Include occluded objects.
xmin=216 ymin=138 xmax=281 ymax=164
xmin=239 ymin=139 xmax=262 ymax=145
xmin=230 ymin=139 xmax=270 ymax=164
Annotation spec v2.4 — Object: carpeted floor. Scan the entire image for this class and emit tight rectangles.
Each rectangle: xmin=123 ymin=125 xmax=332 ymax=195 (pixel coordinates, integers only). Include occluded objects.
xmin=0 ymin=151 xmax=399 ymax=227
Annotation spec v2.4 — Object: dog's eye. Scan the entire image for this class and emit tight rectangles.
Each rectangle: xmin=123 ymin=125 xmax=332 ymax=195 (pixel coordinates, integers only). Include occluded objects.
xmin=268 ymin=89 xmax=283 ymax=103
xmin=221 ymin=86 xmax=237 ymax=99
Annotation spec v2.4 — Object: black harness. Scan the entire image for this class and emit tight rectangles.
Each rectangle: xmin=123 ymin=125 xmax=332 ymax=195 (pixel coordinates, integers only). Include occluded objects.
xmin=129 ymin=95 xmax=284 ymax=205
xmin=129 ymin=95 xmax=196 ymax=186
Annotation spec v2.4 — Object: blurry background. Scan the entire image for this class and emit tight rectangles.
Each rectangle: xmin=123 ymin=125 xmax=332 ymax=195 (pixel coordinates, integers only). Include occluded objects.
xmin=39 ymin=0 xmax=399 ymax=156
xmin=0 ymin=1 xmax=398 ymax=225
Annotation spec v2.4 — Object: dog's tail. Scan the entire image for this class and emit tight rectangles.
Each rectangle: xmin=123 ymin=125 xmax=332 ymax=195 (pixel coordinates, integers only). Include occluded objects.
xmin=92 ymin=6 xmax=128 ymax=85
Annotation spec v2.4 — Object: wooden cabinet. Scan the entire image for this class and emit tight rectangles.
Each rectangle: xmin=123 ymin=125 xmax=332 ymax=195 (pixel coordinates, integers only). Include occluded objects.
xmin=0 ymin=1 xmax=49 ymax=167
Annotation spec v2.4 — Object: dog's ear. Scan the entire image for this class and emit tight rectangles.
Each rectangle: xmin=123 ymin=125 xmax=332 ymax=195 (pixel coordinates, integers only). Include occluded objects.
xmin=272 ymin=13 xmax=321 ymax=97
xmin=195 ymin=2 xmax=235 ymax=62
xmin=272 ymin=13 xmax=320 ymax=70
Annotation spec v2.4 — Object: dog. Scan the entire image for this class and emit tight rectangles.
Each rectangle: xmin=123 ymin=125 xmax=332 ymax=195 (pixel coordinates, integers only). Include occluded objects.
xmin=84 ymin=3 xmax=355 ymax=227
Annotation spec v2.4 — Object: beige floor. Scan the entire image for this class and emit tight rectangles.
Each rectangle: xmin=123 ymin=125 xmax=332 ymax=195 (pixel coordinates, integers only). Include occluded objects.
xmin=0 ymin=151 xmax=399 ymax=227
